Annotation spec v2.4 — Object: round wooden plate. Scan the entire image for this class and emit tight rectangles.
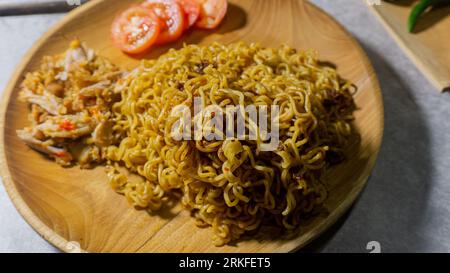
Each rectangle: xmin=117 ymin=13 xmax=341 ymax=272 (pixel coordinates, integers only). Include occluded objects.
xmin=0 ymin=0 xmax=383 ymax=253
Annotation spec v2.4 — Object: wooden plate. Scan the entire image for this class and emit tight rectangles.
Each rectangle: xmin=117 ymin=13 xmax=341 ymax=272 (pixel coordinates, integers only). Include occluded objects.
xmin=0 ymin=0 xmax=384 ymax=253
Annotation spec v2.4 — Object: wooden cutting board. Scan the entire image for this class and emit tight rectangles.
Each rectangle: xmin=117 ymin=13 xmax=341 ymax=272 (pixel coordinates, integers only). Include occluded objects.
xmin=0 ymin=0 xmax=383 ymax=252
xmin=370 ymin=1 xmax=450 ymax=92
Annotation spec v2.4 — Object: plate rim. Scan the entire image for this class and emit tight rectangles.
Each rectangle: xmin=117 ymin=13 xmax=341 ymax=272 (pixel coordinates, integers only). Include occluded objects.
xmin=0 ymin=0 xmax=384 ymax=253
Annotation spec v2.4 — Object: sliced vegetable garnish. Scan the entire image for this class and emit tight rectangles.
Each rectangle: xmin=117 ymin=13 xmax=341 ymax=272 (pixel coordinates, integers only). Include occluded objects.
xmin=59 ymin=120 xmax=75 ymax=131
xmin=142 ymin=0 xmax=186 ymax=44
xmin=195 ymin=0 xmax=228 ymax=29
xmin=111 ymin=0 xmax=229 ymax=53
xmin=407 ymin=0 xmax=447 ymax=32
xmin=55 ymin=151 xmax=69 ymax=158
xmin=176 ymin=0 xmax=201 ymax=29
xmin=111 ymin=6 xmax=161 ymax=54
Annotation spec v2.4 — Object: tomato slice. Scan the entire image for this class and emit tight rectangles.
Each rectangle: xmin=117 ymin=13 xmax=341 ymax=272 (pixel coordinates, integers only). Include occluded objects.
xmin=142 ymin=0 xmax=186 ymax=45
xmin=195 ymin=0 xmax=228 ymax=29
xmin=176 ymin=0 xmax=200 ymax=29
xmin=111 ymin=6 xmax=160 ymax=54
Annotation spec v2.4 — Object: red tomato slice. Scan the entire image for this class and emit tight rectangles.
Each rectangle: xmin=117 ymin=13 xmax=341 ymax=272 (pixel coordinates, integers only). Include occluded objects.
xmin=142 ymin=0 xmax=186 ymax=44
xmin=176 ymin=0 xmax=200 ymax=29
xmin=195 ymin=0 xmax=228 ymax=29
xmin=111 ymin=6 xmax=160 ymax=54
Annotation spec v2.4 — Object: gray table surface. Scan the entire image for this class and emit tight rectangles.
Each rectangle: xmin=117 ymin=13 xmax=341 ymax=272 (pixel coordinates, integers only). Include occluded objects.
xmin=1 ymin=0 xmax=449 ymax=253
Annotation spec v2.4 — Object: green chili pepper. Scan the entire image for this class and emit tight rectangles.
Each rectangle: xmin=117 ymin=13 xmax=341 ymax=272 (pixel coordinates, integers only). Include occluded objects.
xmin=408 ymin=0 xmax=450 ymax=32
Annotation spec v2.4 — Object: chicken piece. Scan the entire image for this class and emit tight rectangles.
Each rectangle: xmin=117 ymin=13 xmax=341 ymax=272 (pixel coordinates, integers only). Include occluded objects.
xmin=56 ymin=40 xmax=94 ymax=81
xmin=17 ymin=129 xmax=72 ymax=165
xmin=113 ymin=69 xmax=136 ymax=94
xmin=92 ymin=120 xmax=114 ymax=147
xmin=69 ymin=142 xmax=103 ymax=169
xmin=17 ymin=40 xmax=123 ymax=167
xmin=66 ymin=41 xmax=94 ymax=63
xmin=79 ymin=80 xmax=111 ymax=97
xmin=102 ymin=71 xmax=127 ymax=82
xmin=20 ymin=89 xmax=64 ymax=115
xmin=35 ymin=114 xmax=93 ymax=139
xmin=46 ymin=82 xmax=65 ymax=97
xmin=78 ymin=145 xmax=102 ymax=168
xmin=29 ymin=104 xmax=47 ymax=126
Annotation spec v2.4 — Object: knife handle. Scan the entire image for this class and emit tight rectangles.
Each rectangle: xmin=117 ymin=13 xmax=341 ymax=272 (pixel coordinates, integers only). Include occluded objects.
xmin=0 ymin=0 xmax=88 ymax=16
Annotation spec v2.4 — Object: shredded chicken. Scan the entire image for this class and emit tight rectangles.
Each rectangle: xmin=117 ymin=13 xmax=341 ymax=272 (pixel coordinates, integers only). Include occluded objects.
xmin=20 ymin=89 xmax=64 ymax=115
xmin=35 ymin=114 xmax=93 ymax=139
xmin=78 ymin=146 xmax=102 ymax=168
xmin=61 ymin=41 xmax=94 ymax=78
xmin=79 ymin=80 xmax=111 ymax=97
xmin=17 ymin=129 xmax=73 ymax=165
xmin=92 ymin=120 xmax=114 ymax=147
xmin=17 ymin=40 xmax=124 ymax=167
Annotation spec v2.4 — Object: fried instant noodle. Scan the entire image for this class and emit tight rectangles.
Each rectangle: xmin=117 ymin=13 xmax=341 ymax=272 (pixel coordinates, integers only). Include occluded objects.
xmin=105 ymin=42 xmax=356 ymax=246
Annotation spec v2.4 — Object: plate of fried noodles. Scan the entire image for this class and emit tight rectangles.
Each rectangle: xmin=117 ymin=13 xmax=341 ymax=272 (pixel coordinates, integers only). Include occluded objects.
xmin=0 ymin=0 xmax=384 ymax=253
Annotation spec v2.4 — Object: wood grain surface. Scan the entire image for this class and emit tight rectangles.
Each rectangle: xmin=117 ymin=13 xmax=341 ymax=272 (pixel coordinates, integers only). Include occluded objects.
xmin=0 ymin=0 xmax=384 ymax=253
xmin=370 ymin=1 xmax=450 ymax=92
